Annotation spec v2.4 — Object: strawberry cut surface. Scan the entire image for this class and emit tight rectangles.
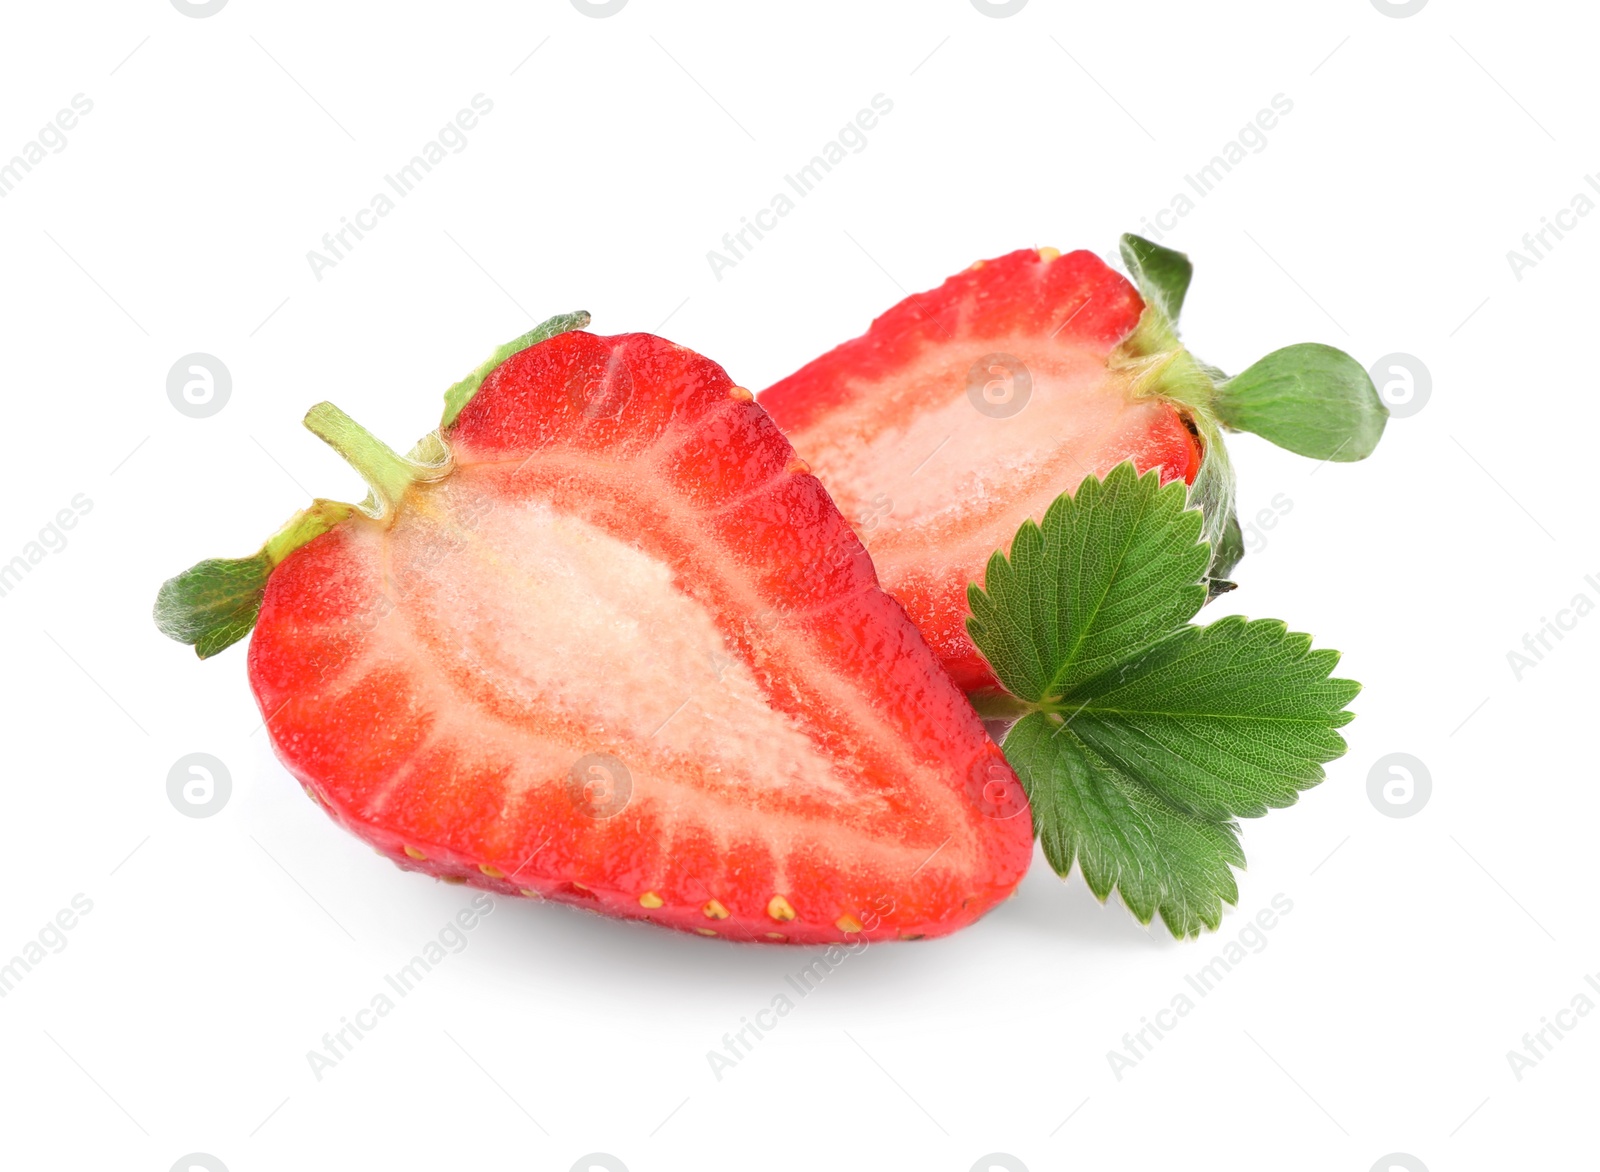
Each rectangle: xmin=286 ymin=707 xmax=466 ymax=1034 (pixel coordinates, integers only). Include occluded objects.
xmin=761 ymin=248 xmax=1203 ymax=691
xmin=249 ymin=330 xmax=1032 ymax=943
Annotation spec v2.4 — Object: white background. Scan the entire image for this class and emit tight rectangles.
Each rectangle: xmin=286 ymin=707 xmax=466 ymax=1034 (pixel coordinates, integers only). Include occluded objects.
xmin=1 ymin=2 xmax=1594 ymax=1170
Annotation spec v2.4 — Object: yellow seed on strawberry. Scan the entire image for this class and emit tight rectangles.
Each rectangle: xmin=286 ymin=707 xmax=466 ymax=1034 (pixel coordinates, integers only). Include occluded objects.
xmin=703 ymin=899 xmax=730 ymax=920
xmin=639 ymin=891 xmax=664 ymax=909
xmin=729 ymin=385 xmax=754 ymax=402
xmin=767 ymin=895 xmax=797 ymax=922
xmin=1037 ymin=247 xmax=1061 ymax=262
xmin=836 ymin=913 xmax=864 ymax=933
xmin=403 ymin=846 xmax=426 ymax=860
xmin=696 ymin=927 xmax=718 ymax=936
xmin=479 ymin=864 xmax=505 ymax=878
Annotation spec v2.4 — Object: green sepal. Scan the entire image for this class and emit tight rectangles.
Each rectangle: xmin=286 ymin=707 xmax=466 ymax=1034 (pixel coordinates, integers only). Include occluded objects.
xmin=1214 ymin=343 xmax=1388 ymax=462
xmin=1205 ymin=512 xmax=1244 ymax=598
xmin=153 ymin=500 xmax=353 ymax=658
xmin=440 ymin=311 xmax=591 ymax=429
xmin=1181 ymin=404 xmax=1236 ymax=565
xmin=153 ymin=553 xmax=272 ymax=659
xmin=1110 ymin=241 xmax=1233 ymax=560
xmin=1119 ymin=233 xmax=1193 ymax=323
xmin=1110 ymin=233 xmax=1388 ymax=608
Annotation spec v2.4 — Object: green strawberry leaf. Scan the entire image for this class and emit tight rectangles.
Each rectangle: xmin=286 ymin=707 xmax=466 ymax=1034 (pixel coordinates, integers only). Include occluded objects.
xmin=1061 ymin=618 xmax=1358 ymax=821
xmin=966 ymin=462 xmax=1209 ymax=704
xmin=965 ymin=462 xmax=1359 ymax=937
xmin=1004 ymin=714 xmax=1243 ymax=937
xmin=1119 ymin=233 xmax=1193 ymax=323
xmin=1214 ymin=342 xmax=1388 ymax=462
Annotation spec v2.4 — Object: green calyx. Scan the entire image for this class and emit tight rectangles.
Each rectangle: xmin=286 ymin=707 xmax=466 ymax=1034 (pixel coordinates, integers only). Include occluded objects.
xmin=154 ymin=311 xmax=590 ymax=658
xmin=151 ymin=409 xmax=446 ymax=663
xmin=1115 ymin=233 xmax=1388 ymax=462
xmin=1110 ymin=233 xmax=1388 ymax=593
xmin=152 ymin=502 xmax=354 ymax=659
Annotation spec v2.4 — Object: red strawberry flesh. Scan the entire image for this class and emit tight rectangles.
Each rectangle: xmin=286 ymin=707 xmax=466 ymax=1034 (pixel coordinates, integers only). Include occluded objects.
xmin=248 ymin=331 xmax=1033 ymax=943
xmin=761 ymin=248 xmax=1203 ymax=691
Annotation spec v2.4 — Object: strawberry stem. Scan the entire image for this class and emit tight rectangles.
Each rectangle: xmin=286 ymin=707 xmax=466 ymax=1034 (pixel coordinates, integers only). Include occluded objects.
xmin=303 ymin=402 xmax=452 ymax=521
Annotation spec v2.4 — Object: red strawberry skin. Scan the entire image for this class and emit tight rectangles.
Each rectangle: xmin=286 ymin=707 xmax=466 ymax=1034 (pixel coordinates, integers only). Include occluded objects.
xmin=761 ymin=248 xmax=1203 ymax=691
xmin=249 ymin=331 xmax=1033 ymax=944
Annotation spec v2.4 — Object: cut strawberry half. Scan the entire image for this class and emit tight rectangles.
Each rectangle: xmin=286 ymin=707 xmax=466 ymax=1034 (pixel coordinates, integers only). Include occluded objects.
xmin=761 ymin=238 xmax=1387 ymax=692
xmin=156 ymin=319 xmax=1033 ymax=944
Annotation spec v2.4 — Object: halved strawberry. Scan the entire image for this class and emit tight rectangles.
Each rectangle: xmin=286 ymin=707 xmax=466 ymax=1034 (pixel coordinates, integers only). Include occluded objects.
xmin=158 ymin=320 xmax=1033 ymax=944
xmin=761 ymin=238 xmax=1387 ymax=692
